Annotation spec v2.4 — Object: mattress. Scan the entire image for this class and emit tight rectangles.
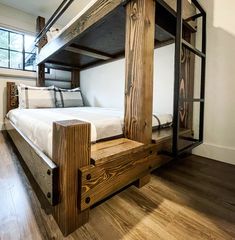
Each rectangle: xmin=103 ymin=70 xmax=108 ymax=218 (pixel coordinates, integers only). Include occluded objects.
xmin=7 ymin=107 xmax=172 ymax=159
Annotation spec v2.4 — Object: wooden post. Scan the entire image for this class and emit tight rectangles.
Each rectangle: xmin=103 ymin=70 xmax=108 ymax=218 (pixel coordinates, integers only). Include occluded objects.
xmin=52 ymin=120 xmax=91 ymax=236
xmin=36 ymin=16 xmax=48 ymax=87
xmin=71 ymin=69 xmax=80 ymax=88
xmin=180 ymin=30 xmax=195 ymax=130
xmin=124 ymin=0 xmax=156 ymax=144
xmin=134 ymin=174 xmax=151 ymax=188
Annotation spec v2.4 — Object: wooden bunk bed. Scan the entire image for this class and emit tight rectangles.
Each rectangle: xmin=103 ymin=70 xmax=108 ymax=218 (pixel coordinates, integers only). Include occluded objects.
xmin=5 ymin=0 xmax=206 ymax=236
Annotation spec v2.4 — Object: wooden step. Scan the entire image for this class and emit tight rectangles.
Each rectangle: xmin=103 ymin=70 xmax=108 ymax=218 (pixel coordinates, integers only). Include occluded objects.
xmin=152 ymin=128 xmax=192 ymax=144
xmin=91 ymin=138 xmax=144 ymax=166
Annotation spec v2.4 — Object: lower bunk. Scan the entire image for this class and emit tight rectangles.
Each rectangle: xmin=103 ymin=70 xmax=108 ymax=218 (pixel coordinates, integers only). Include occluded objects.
xmin=5 ymin=118 xmax=174 ymax=236
xmin=5 ymin=83 xmax=193 ymax=236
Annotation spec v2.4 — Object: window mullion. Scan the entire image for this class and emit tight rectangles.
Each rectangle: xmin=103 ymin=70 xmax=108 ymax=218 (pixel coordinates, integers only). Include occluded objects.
xmin=23 ymin=34 xmax=25 ymax=70
xmin=8 ymin=31 xmax=10 ymax=68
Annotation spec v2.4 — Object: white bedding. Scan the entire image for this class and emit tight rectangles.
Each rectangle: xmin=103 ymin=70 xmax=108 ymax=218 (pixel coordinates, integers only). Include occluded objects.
xmin=7 ymin=107 xmax=172 ymax=159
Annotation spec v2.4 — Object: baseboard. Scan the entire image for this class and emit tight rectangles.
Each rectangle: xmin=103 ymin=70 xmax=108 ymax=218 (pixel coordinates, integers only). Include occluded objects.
xmin=193 ymin=143 xmax=235 ymax=165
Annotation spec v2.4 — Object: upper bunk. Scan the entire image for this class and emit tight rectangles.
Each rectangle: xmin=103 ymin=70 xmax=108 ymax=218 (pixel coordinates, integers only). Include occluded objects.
xmin=37 ymin=0 xmax=197 ymax=70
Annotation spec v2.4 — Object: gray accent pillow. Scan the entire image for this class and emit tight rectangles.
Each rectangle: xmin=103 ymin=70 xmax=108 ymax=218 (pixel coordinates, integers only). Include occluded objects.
xmin=55 ymin=87 xmax=84 ymax=108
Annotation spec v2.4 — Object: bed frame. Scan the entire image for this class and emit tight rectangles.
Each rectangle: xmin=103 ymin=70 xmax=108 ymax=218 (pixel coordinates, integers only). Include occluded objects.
xmin=5 ymin=0 xmax=206 ymax=236
xmin=5 ymin=82 xmax=179 ymax=235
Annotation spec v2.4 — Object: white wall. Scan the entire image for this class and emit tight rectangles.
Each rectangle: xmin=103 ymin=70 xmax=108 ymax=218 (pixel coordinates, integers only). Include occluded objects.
xmin=193 ymin=0 xmax=235 ymax=165
xmin=0 ymin=3 xmax=36 ymax=35
xmin=81 ymin=44 xmax=175 ymax=114
xmin=0 ymin=3 xmax=70 ymax=130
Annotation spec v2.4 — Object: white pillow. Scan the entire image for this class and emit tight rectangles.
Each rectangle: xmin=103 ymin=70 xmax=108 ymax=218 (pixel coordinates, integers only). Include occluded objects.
xmin=55 ymin=87 xmax=84 ymax=108
xmin=18 ymin=84 xmax=55 ymax=109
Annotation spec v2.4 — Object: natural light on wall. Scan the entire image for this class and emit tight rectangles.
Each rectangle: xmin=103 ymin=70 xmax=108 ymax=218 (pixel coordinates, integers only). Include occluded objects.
xmin=213 ymin=0 xmax=235 ymax=36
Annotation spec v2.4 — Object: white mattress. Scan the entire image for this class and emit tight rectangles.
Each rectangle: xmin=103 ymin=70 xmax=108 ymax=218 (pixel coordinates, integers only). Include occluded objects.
xmin=7 ymin=107 xmax=172 ymax=159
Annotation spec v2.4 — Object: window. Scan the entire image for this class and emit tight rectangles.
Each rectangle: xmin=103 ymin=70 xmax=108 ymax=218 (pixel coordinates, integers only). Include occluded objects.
xmin=0 ymin=28 xmax=37 ymax=71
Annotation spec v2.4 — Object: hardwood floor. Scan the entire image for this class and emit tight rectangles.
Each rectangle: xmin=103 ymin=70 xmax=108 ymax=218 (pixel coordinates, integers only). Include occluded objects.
xmin=0 ymin=131 xmax=235 ymax=240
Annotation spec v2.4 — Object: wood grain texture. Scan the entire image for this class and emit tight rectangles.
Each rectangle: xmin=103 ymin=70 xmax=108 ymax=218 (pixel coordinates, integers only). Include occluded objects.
xmin=7 ymin=82 xmax=18 ymax=113
xmin=37 ymin=63 xmax=46 ymax=87
xmin=134 ymin=174 xmax=151 ymax=188
xmin=5 ymin=119 xmax=58 ymax=206
xmin=1 ymin=133 xmax=235 ymax=240
xmin=36 ymin=16 xmax=47 ymax=87
xmin=80 ymin=144 xmax=171 ymax=211
xmin=179 ymin=30 xmax=195 ymax=129
xmin=91 ymin=138 xmax=144 ymax=165
xmin=52 ymin=120 xmax=91 ymax=236
xmin=36 ymin=16 xmax=48 ymax=50
xmin=71 ymin=69 xmax=80 ymax=88
xmin=37 ymin=0 xmax=124 ymax=64
xmin=124 ymin=0 xmax=155 ymax=144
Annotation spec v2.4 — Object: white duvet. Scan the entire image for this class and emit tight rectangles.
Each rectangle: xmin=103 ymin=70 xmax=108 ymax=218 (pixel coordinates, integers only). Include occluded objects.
xmin=7 ymin=107 xmax=172 ymax=159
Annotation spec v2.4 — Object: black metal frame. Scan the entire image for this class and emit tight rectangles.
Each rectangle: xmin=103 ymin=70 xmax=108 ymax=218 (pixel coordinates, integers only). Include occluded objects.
xmin=172 ymin=0 xmax=206 ymax=156
xmin=35 ymin=0 xmax=74 ymax=45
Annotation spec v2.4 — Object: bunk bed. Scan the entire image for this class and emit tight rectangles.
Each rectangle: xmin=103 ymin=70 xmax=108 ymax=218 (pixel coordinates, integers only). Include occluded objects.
xmin=5 ymin=0 xmax=206 ymax=236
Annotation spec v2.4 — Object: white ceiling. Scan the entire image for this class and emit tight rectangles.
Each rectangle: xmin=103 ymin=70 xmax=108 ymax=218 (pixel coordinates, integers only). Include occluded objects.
xmin=0 ymin=0 xmax=92 ymax=27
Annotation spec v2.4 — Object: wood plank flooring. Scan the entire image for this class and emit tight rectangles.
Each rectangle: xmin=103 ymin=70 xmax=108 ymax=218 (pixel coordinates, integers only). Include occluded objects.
xmin=0 ymin=131 xmax=235 ymax=240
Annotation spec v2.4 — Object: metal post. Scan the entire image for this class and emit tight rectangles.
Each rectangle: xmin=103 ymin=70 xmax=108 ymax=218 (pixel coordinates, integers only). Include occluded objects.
xmin=172 ymin=0 xmax=183 ymax=155
xmin=199 ymin=12 xmax=207 ymax=142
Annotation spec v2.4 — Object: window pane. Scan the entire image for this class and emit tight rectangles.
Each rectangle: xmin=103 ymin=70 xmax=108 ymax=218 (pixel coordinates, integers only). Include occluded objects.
xmin=10 ymin=32 xmax=23 ymax=51
xmin=0 ymin=29 xmax=8 ymax=49
xmin=25 ymin=53 xmax=36 ymax=71
xmin=10 ymin=51 xmax=23 ymax=69
xmin=0 ymin=49 xmax=8 ymax=67
xmin=25 ymin=35 xmax=35 ymax=52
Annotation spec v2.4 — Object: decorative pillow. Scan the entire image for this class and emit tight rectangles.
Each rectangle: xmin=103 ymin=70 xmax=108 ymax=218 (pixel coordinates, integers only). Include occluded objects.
xmin=18 ymin=84 xmax=55 ymax=109
xmin=55 ymin=87 xmax=84 ymax=108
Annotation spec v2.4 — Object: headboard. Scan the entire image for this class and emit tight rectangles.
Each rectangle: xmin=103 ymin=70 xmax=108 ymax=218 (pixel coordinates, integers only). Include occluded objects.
xmin=7 ymin=82 xmax=18 ymax=113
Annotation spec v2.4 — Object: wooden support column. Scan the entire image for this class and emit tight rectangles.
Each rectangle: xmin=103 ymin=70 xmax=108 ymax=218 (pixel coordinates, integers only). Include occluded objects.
xmin=71 ymin=69 xmax=80 ymax=88
xmin=179 ymin=30 xmax=195 ymax=130
xmin=124 ymin=0 xmax=156 ymax=144
xmin=134 ymin=174 xmax=151 ymax=188
xmin=36 ymin=16 xmax=48 ymax=87
xmin=52 ymin=120 xmax=91 ymax=236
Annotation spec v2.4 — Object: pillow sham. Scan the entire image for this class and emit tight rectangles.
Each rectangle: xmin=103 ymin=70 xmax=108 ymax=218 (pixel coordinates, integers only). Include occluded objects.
xmin=55 ymin=87 xmax=84 ymax=108
xmin=18 ymin=84 xmax=55 ymax=109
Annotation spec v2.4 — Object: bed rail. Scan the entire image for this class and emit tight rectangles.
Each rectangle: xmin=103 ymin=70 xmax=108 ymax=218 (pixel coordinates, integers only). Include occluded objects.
xmin=35 ymin=0 xmax=74 ymax=45
xmin=5 ymin=119 xmax=59 ymax=206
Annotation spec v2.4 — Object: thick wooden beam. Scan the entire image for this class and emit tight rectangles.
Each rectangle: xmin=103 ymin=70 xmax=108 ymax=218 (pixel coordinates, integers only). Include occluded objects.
xmin=36 ymin=16 xmax=48 ymax=50
xmin=5 ymin=119 xmax=59 ymax=206
xmin=52 ymin=120 xmax=91 ymax=236
xmin=71 ymin=69 xmax=80 ymax=88
xmin=36 ymin=16 xmax=47 ymax=87
xmin=37 ymin=64 xmax=46 ymax=87
xmin=79 ymin=144 xmax=171 ymax=211
xmin=124 ymin=0 xmax=155 ymax=144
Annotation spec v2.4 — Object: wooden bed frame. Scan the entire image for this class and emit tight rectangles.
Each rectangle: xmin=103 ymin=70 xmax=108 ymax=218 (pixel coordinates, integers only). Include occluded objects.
xmin=5 ymin=82 xmax=176 ymax=235
xmin=5 ymin=0 xmax=199 ymax=236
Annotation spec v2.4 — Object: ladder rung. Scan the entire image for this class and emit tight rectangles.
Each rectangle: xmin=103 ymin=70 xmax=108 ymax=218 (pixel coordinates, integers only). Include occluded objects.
xmin=177 ymin=141 xmax=202 ymax=155
xmin=182 ymin=39 xmax=206 ymax=58
xmin=179 ymin=98 xmax=204 ymax=102
xmin=179 ymin=136 xmax=198 ymax=142
xmin=185 ymin=13 xmax=203 ymax=22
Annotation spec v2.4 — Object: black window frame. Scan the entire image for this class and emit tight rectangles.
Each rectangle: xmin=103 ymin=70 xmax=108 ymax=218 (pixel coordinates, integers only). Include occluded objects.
xmin=0 ymin=27 xmax=43 ymax=72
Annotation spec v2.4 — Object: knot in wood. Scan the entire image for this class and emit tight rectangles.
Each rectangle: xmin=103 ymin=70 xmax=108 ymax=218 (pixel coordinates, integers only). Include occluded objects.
xmin=145 ymin=18 xmax=151 ymax=26
xmin=130 ymin=13 xmax=138 ymax=21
